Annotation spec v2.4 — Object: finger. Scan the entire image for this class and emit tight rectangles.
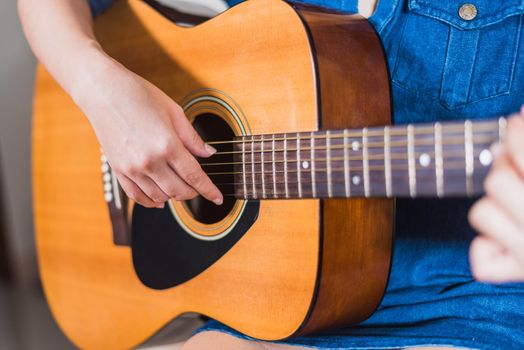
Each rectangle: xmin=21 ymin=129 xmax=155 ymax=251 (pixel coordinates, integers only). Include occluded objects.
xmin=115 ymin=172 xmax=159 ymax=209
xmin=469 ymin=198 xmax=524 ymax=263
xmin=505 ymin=115 xmax=524 ymax=178
xmin=470 ymin=236 xmax=524 ymax=283
xmin=170 ymin=105 xmax=216 ymax=158
xmin=132 ymin=174 xmax=170 ymax=207
xmin=483 ymin=152 xmax=524 ymax=228
xmin=170 ymin=148 xmax=223 ymax=205
xmin=148 ymin=162 xmax=198 ymax=201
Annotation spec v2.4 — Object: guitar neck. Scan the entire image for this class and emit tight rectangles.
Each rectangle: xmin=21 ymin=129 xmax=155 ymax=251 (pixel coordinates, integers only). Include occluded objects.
xmin=227 ymin=118 xmax=506 ymax=199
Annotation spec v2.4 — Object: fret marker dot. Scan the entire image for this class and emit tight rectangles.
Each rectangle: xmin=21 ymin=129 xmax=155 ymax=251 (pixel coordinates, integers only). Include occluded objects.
xmin=352 ymin=175 xmax=361 ymax=186
xmin=351 ymin=141 xmax=360 ymax=151
xmin=419 ymin=153 xmax=431 ymax=167
xmin=479 ymin=149 xmax=493 ymax=167
xmin=302 ymin=161 xmax=310 ymax=169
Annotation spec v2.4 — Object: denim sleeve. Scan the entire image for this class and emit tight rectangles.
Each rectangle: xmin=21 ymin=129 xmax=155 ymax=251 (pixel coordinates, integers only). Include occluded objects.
xmin=90 ymin=0 xmax=238 ymax=17
xmin=290 ymin=0 xmax=358 ymax=12
xmin=225 ymin=0 xmax=244 ymax=6
xmin=228 ymin=0 xmax=358 ymax=12
xmin=88 ymin=0 xmax=116 ymax=17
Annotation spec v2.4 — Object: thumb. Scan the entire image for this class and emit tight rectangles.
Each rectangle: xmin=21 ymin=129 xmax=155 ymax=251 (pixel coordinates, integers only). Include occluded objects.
xmin=170 ymin=104 xmax=216 ymax=158
xmin=470 ymin=236 xmax=524 ymax=283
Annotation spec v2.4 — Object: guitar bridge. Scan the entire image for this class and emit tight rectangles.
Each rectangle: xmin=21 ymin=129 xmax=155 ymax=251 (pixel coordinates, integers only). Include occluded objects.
xmin=101 ymin=151 xmax=131 ymax=246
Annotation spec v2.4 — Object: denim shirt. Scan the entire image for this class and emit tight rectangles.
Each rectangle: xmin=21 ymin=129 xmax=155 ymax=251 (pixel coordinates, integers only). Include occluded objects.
xmin=89 ymin=1 xmax=524 ymax=348
xmin=301 ymin=0 xmax=524 ymax=120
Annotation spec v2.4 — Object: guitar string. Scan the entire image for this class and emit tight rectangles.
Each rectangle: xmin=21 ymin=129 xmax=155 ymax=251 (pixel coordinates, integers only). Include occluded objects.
xmin=211 ymin=168 xmax=489 ymax=197
xmin=213 ymin=176 xmax=488 ymax=193
xmin=200 ymin=148 xmax=492 ymax=168
xmin=209 ymin=174 xmax=490 ymax=188
xmin=176 ymin=121 xmax=501 ymax=197
xmin=197 ymin=140 xmax=496 ymax=171
xmin=205 ymin=120 xmax=502 ymax=146
xmin=211 ymin=172 xmax=489 ymax=197
xmin=210 ymin=134 xmax=498 ymax=156
xmin=204 ymin=161 xmax=489 ymax=177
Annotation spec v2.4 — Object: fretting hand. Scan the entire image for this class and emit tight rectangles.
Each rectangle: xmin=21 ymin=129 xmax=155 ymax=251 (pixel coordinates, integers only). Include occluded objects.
xmin=469 ymin=107 xmax=524 ymax=282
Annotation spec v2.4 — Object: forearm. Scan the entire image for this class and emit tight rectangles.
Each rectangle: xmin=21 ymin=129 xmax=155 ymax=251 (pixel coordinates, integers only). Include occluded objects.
xmin=18 ymin=0 xmax=114 ymax=102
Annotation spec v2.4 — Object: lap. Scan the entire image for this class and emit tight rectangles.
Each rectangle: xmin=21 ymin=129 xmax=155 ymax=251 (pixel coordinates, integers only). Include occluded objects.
xmin=181 ymin=331 xmax=458 ymax=350
xmin=181 ymin=331 xmax=301 ymax=350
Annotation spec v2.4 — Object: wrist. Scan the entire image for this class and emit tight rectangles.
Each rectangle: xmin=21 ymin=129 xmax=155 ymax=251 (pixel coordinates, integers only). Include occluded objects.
xmin=67 ymin=42 xmax=120 ymax=108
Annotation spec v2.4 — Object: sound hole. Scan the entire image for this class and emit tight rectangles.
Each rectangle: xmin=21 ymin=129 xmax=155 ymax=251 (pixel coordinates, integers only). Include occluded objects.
xmin=186 ymin=113 xmax=236 ymax=224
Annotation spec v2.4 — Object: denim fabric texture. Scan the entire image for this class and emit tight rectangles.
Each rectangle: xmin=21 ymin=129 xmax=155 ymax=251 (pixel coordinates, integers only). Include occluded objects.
xmin=89 ymin=0 xmax=524 ymax=348
xmin=88 ymin=0 xmax=115 ymax=17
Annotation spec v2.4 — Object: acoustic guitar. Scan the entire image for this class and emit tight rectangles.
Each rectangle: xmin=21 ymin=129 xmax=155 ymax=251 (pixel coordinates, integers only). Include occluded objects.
xmin=32 ymin=0 xmax=504 ymax=348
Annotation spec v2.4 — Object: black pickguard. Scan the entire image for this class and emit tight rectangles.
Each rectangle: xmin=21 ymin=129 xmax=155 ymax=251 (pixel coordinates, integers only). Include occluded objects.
xmin=131 ymin=201 xmax=259 ymax=290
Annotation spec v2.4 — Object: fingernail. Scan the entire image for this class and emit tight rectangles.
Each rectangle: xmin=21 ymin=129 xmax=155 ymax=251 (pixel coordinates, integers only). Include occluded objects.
xmin=213 ymin=197 xmax=223 ymax=206
xmin=157 ymin=203 xmax=165 ymax=209
xmin=205 ymin=143 xmax=217 ymax=155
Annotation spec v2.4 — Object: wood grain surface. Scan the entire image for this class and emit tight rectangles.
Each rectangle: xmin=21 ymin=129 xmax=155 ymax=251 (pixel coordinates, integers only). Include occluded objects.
xmin=33 ymin=0 xmax=393 ymax=348
xmin=34 ymin=1 xmax=320 ymax=348
xmin=292 ymin=4 xmax=393 ymax=334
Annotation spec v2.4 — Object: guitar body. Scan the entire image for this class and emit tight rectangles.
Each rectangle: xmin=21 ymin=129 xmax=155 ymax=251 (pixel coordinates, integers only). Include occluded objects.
xmin=33 ymin=1 xmax=393 ymax=348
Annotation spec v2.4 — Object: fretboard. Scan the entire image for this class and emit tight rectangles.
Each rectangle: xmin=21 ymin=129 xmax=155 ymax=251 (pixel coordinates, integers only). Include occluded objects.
xmin=207 ymin=118 xmax=505 ymax=200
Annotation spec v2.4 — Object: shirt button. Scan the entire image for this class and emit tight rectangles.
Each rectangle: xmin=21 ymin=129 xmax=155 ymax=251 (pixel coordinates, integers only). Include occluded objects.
xmin=459 ymin=4 xmax=478 ymax=21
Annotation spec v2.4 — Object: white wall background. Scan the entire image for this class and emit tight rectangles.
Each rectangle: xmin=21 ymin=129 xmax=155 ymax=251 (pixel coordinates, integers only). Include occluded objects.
xmin=0 ymin=0 xmax=38 ymax=287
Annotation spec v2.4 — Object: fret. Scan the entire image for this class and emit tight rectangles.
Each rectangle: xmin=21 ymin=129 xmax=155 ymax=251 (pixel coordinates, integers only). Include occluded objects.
xmin=498 ymin=117 xmax=507 ymax=142
xmin=326 ymin=130 xmax=333 ymax=198
xmin=348 ymin=137 xmax=363 ymax=196
xmin=271 ymin=134 xmax=277 ymax=198
xmin=251 ymin=136 xmax=257 ymax=198
xmin=241 ymin=139 xmax=247 ymax=198
xmin=310 ymin=132 xmax=316 ymax=198
xmin=296 ymin=133 xmax=302 ymax=198
xmin=434 ymin=122 xmax=444 ymax=197
xmin=283 ymin=136 xmax=289 ymax=198
xmin=227 ymin=118 xmax=502 ymax=200
xmin=407 ymin=124 xmax=417 ymax=197
xmin=464 ymin=120 xmax=474 ymax=196
xmin=412 ymin=128 xmax=437 ymax=196
xmin=384 ymin=126 xmax=392 ymax=197
xmin=343 ymin=129 xmax=350 ymax=197
xmin=362 ymin=128 xmax=370 ymax=197
xmin=260 ymin=135 xmax=266 ymax=198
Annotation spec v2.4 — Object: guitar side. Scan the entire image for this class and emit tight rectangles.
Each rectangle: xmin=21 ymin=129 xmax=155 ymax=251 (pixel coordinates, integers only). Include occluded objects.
xmin=292 ymin=4 xmax=393 ymax=335
xmin=32 ymin=1 xmax=392 ymax=349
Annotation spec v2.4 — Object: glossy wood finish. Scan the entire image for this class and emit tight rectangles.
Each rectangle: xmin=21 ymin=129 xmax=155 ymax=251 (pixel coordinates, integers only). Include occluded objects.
xmin=34 ymin=1 xmax=320 ymax=348
xmin=292 ymin=4 xmax=394 ymax=334
xmin=33 ymin=0 xmax=392 ymax=348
